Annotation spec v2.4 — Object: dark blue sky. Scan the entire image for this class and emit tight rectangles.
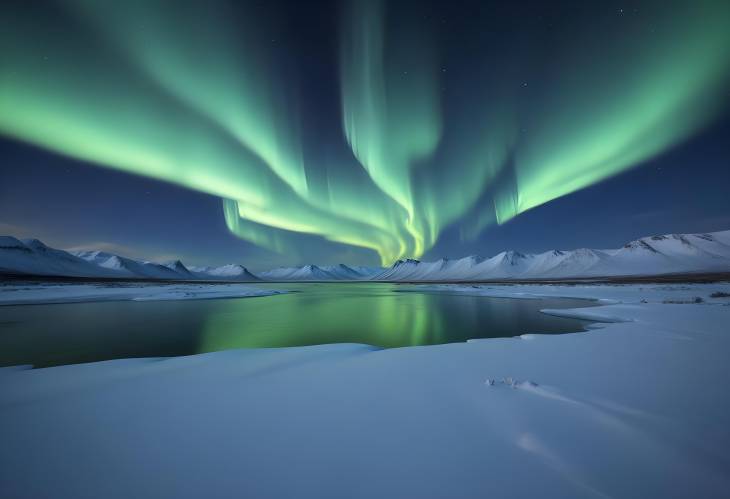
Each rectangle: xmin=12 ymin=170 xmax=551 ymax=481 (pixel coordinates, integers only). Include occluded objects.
xmin=1 ymin=0 xmax=729 ymax=270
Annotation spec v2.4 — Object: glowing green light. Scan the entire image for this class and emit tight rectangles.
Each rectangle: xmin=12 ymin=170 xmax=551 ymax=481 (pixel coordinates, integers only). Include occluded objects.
xmin=1 ymin=0 xmax=727 ymax=264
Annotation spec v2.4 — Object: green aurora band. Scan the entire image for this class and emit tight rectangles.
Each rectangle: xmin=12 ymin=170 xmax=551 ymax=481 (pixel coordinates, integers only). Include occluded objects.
xmin=1 ymin=0 xmax=728 ymax=264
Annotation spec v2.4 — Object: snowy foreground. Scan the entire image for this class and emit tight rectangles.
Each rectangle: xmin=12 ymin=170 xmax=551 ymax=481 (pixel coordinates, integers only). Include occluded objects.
xmin=1 ymin=284 xmax=730 ymax=498
xmin=0 ymin=282 xmax=282 ymax=305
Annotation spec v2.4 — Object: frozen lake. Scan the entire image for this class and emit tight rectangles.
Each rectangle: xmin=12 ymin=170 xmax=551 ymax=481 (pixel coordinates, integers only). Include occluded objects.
xmin=0 ymin=282 xmax=594 ymax=367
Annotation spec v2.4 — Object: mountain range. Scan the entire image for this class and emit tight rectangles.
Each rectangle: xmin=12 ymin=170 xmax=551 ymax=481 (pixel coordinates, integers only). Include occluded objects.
xmin=1 ymin=230 xmax=729 ymax=282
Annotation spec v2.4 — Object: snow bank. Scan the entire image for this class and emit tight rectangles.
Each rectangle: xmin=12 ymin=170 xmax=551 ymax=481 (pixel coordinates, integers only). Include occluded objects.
xmin=0 ymin=282 xmax=284 ymax=305
xmin=1 ymin=283 xmax=730 ymax=498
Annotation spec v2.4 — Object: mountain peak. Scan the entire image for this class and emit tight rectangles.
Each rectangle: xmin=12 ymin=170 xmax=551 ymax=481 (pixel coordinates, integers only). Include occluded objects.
xmin=22 ymin=238 xmax=49 ymax=250
xmin=392 ymin=258 xmax=421 ymax=268
xmin=0 ymin=236 xmax=28 ymax=250
xmin=498 ymin=250 xmax=527 ymax=264
xmin=623 ymin=239 xmax=659 ymax=253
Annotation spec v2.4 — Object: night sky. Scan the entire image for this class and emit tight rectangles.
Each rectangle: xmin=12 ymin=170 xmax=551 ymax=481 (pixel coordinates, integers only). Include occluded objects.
xmin=1 ymin=0 xmax=728 ymax=271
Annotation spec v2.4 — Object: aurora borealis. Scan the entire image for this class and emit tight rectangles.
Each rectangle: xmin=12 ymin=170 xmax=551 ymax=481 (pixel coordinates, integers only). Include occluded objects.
xmin=1 ymin=0 xmax=729 ymax=265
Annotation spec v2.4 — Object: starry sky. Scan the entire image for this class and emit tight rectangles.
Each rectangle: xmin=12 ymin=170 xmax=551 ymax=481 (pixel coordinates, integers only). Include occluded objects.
xmin=1 ymin=0 xmax=729 ymax=271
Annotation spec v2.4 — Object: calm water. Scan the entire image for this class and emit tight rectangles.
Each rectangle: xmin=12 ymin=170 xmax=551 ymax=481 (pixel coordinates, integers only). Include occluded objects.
xmin=0 ymin=283 xmax=594 ymax=367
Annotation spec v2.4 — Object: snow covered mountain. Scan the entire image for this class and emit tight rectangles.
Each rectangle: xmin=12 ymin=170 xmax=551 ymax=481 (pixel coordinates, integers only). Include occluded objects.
xmin=189 ymin=264 xmax=260 ymax=281
xmin=258 ymin=265 xmax=325 ymax=281
xmin=371 ymin=230 xmax=730 ymax=281
xmin=320 ymin=264 xmax=372 ymax=280
xmin=164 ymin=260 xmax=196 ymax=279
xmin=72 ymin=251 xmax=184 ymax=280
xmin=0 ymin=237 xmax=121 ymax=278
xmin=258 ymin=263 xmax=380 ymax=281
xmin=260 ymin=264 xmax=343 ymax=281
xmin=0 ymin=239 xmax=260 ymax=281
xmin=348 ymin=265 xmax=388 ymax=278
xmin=0 ymin=236 xmax=362 ymax=282
xmin=2 ymin=230 xmax=728 ymax=281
